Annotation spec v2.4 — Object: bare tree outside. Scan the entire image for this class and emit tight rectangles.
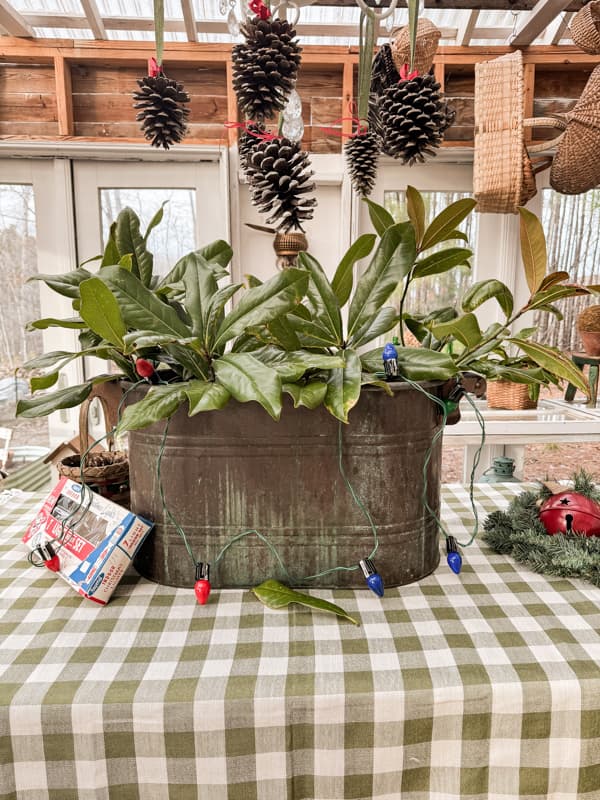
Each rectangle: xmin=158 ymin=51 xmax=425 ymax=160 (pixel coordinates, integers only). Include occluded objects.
xmin=534 ymin=188 xmax=600 ymax=352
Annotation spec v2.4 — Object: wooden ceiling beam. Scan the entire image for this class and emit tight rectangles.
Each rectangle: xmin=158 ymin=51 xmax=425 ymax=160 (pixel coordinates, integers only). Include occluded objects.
xmin=551 ymin=10 xmax=573 ymax=43
xmin=0 ymin=0 xmax=33 ymax=37
xmin=511 ymin=0 xmax=574 ymax=44
xmin=314 ymin=0 xmax=587 ymax=9
xmin=180 ymin=0 xmax=197 ymax=42
xmin=457 ymin=10 xmax=480 ymax=45
xmin=79 ymin=0 xmax=107 ymax=40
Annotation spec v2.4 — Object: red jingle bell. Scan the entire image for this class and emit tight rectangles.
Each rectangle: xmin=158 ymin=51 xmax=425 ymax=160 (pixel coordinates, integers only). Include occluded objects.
xmin=194 ymin=562 xmax=211 ymax=605
xmin=539 ymin=491 xmax=600 ymax=537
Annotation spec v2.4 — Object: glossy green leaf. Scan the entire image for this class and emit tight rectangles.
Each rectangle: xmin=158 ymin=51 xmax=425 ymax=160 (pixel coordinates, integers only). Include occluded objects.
xmin=413 ymin=247 xmax=472 ymax=279
xmin=406 ymin=185 xmax=425 ymax=248
xmin=156 ymin=251 xmax=228 ymax=294
xmin=527 ymin=285 xmax=591 ymax=311
xmin=28 ymin=268 xmax=92 ymax=299
xmin=517 ymin=206 xmax=547 ymax=294
xmin=350 ymin=306 xmax=398 ymax=349
xmin=214 ymin=269 xmax=309 ymax=349
xmin=245 ymin=274 xmax=263 ymax=288
xmin=324 ymin=348 xmax=361 ymax=423
xmin=79 ymin=277 xmax=127 ymax=348
xmin=117 ymin=384 xmax=188 ymax=433
xmin=348 ymin=222 xmax=416 ymax=337
xmin=252 ymin=346 xmax=345 ymax=381
xmin=420 ymin=198 xmax=476 ymax=252
xmin=213 ymin=353 xmax=282 ymax=420
xmin=143 ymin=202 xmax=167 ymax=242
xmin=431 ymin=313 xmax=482 ymax=349
xmin=16 ymin=381 xmax=96 ymax=418
xmin=123 ymin=331 xmax=199 ymax=349
xmin=26 ymin=317 xmax=87 ymax=331
xmin=363 ymin=197 xmax=395 ymax=236
xmin=298 ymin=252 xmax=343 ymax=344
xmin=199 ymin=240 xmax=233 ymax=268
xmin=360 ymin=347 xmax=458 ymax=381
xmin=30 ymin=372 xmax=59 ymax=393
xmin=361 ymin=373 xmax=393 ymax=395
xmin=331 ymin=233 xmax=376 ymax=306
xmin=204 ymin=283 xmax=242 ymax=350
xmin=182 ymin=257 xmax=219 ymax=342
xmin=118 ymin=254 xmax=133 ymax=271
xmin=444 ymin=229 xmax=469 ymax=243
xmin=115 ymin=207 xmax=154 ymax=286
xmin=163 ymin=343 xmax=209 ymax=380
xmin=538 ymin=270 xmax=570 ymax=292
xmin=282 ymin=380 xmax=328 ymax=409
xmin=186 ymin=381 xmax=231 ymax=415
xmin=509 ymin=338 xmax=590 ymax=396
xmin=461 ymin=279 xmax=514 ymax=318
xmin=101 ymin=223 xmax=120 ymax=268
xmin=287 ymin=315 xmax=341 ymax=348
xmin=484 ymin=364 xmax=547 ymax=384
xmin=99 ymin=266 xmax=192 ymax=341
xmin=253 ymin=579 xmax=359 ymax=625
xmin=267 ymin=315 xmax=302 ymax=351
xmin=23 ymin=350 xmax=76 ymax=370
xmin=512 ymin=326 xmax=537 ymax=341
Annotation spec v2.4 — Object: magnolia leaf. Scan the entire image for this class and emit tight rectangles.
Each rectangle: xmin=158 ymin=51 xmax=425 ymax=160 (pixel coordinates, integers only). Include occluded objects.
xmin=214 ymin=269 xmax=308 ymax=349
xmin=23 ymin=350 xmax=76 ymax=370
xmin=182 ymin=257 xmax=219 ymax=342
xmin=420 ymin=198 xmax=476 ymax=251
xmin=331 ymin=233 xmax=376 ymax=306
xmin=348 ymin=222 xmax=416 ymax=337
xmin=324 ymin=348 xmax=362 ymax=423
xmin=26 ymin=317 xmax=87 ymax=331
xmin=461 ymin=279 xmax=514 ymax=319
xmin=253 ymin=579 xmax=359 ymax=625
xmin=527 ymin=285 xmax=591 ymax=311
xmin=431 ymin=313 xmax=482 ymax=349
xmin=245 ymin=274 xmax=263 ymax=289
xmin=252 ymin=347 xmax=344 ymax=381
xmin=118 ymin=254 xmax=133 ymax=271
xmin=509 ymin=338 xmax=590 ymax=396
xmin=298 ymin=252 xmax=343 ymax=344
xmin=287 ymin=315 xmax=341 ymax=348
xmin=79 ymin=277 xmax=127 ymax=348
xmin=445 ymin=229 xmax=469 ymax=243
xmin=199 ymin=239 xmax=233 ymax=268
xmin=28 ymin=268 xmax=93 ymax=299
xmin=30 ymin=372 xmax=59 ymax=393
xmin=99 ymin=266 xmax=192 ymax=341
xmin=361 ymin=373 xmax=393 ymax=395
xmin=123 ymin=332 xmax=199 ymax=349
xmin=156 ymin=250 xmax=228 ymax=293
xmin=16 ymin=378 xmax=114 ymax=419
xmin=283 ymin=380 xmax=328 ymax=409
xmin=538 ymin=270 xmax=571 ymax=292
xmin=205 ymin=283 xmax=243 ymax=350
xmin=361 ymin=347 xmax=457 ymax=381
xmin=143 ymin=202 xmax=167 ymax=243
xmin=363 ymin=197 xmax=395 ymax=236
xmin=115 ymin=207 xmax=154 ymax=286
xmin=267 ymin=315 xmax=302 ymax=351
xmin=485 ymin=364 xmax=547 ymax=384
xmin=101 ymin=222 xmax=120 ymax=268
xmin=512 ymin=326 xmax=537 ymax=341
xmin=518 ymin=207 xmax=547 ymax=294
xmin=406 ymin=185 xmax=426 ymax=248
xmin=185 ymin=381 xmax=231 ymax=415
xmin=350 ymin=306 xmax=398 ymax=349
xmin=117 ymin=384 xmax=189 ymax=433
xmin=80 ymin=253 xmax=102 ymax=267
xmin=413 ymin=247 xmax=473 ymax=279
xmin=213 ymin=353 xmax=282 ymax=420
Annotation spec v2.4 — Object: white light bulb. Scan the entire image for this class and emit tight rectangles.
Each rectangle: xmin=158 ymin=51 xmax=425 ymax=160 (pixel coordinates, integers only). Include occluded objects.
xmin=284 ymin=89 xmax=303 ymax=120
xmin=227 ymin=8 xmax=241 ymax=36
xmin=282 ymin=116 xmax=304 ymax=142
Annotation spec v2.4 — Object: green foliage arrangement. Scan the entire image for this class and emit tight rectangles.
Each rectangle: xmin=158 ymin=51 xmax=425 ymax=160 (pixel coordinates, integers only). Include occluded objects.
xmin=483 ymin=470 xmax=600 ymax=587
xmin=16 ymin=188 xmax=596 ymax=430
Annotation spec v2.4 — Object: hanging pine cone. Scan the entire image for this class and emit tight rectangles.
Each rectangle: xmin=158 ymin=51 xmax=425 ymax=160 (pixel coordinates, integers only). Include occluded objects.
xmin=248 ymin=137 xmax=317 ymax=232
xmin=379 ymin=72 xmax=455 ymax=165
xmin=239 ymin=122 xmax=267 ymax=175
xmin=232 ymin=16 xmax=302 ymax=120
xmin=370 ymin=44 xmax=400 ymax=96
xmin=345 ymin=130 xmax=381 ymax=197
xmin=133 ymin=73 xmax=190 ymax=150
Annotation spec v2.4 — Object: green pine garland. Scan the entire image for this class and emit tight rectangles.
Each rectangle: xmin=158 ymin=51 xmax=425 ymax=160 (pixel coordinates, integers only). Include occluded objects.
xmin=482 ymin=470 xmax=600 ymax=587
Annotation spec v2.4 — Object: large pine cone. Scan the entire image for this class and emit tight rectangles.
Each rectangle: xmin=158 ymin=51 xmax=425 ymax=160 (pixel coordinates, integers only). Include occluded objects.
xmin=133 ymin=74 xmax=190 ymax=150
xmin=232 ymin=16 xmax=302 ymax=120
xmin=239 ymin=122 xmax=267 ymax=175
xmin=379 ymin=73 xmax=455 ymax=164
xmin=345 ymin=130 xmax=381 ymax=197
xmin=248 ymin=137 xmax=317 ymax=232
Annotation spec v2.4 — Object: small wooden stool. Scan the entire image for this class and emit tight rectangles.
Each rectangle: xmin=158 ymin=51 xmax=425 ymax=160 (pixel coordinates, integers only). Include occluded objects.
xmin=564 ymin=352 xmax=600 ymax=407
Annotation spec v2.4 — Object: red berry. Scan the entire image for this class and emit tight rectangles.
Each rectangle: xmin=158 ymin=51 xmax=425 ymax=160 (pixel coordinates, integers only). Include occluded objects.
xmin=135 ymin=358 xmax=155 ymax=378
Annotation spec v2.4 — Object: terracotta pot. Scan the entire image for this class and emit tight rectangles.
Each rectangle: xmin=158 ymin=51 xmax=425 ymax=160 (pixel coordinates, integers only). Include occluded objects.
xmin=579 ymin=329 xmax=600 ymax=356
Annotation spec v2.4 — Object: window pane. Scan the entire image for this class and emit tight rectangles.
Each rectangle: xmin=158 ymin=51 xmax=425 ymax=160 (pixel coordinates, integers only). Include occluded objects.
xmin=535 ymin=188 xmax=600 ymax=352
xmin=100 ymin=189 xmax=196 ymax=276
xmin=384 ymin=190 xmax=477 ymax=318
xmin=0 ymin=183 xmax=49 ymax=463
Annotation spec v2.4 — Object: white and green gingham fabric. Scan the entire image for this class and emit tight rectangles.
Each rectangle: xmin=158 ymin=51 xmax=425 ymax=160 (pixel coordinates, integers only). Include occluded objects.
xmin=1 ymin=484 xmax=600 ymax=800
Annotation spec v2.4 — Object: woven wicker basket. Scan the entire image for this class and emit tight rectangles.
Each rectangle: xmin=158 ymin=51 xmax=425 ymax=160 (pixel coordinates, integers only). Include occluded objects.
xmin=58 ymin=381 xmax=130 ymax=507
xmin=474 ymin=51 xmax=566 ymax=214
xmin=486 ymin=380 xmax=537 ymax=411
xmin=570 ymin=0 xmax=600 ymax=54
xmin=391 ymin=18 xmax=441 ymax=75
xmin=550 ymin=64 xmax=600 ymax=195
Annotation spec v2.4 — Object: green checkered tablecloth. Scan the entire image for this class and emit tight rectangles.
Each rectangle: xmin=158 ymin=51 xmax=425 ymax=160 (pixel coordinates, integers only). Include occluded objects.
xmin=1 ymin=484 xmax=600 ymax=800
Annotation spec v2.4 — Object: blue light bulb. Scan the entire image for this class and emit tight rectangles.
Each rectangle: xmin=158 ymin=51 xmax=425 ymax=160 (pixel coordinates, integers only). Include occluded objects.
xmin=359 ymin=558 xmax=384 ymax=597
xmin=382 ymin=343 xmax=398 ymax=363
xmin=445 ymin=536 xmax=462 ymax=574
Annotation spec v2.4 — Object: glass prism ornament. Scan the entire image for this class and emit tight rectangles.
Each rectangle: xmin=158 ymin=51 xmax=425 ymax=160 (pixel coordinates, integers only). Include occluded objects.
xmin=282 ymin=116 xmax=304 ymax=143
xmin=227 ymin=8 xmax=240 ymax=36
xmin=284 ymin=89 xmax=303 ymax=120
xmin=219 ymin=0 xmax=227 ymax=14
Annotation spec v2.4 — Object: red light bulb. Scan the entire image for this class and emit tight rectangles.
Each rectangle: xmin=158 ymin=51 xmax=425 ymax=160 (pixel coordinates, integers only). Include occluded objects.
xmin=194 ymin=563 xmax=211 ymax=605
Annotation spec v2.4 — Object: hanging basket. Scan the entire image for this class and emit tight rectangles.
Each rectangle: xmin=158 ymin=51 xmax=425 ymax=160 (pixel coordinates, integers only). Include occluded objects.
xmin=486 ymin=380 xmax=537 ymax=411
xmin=570 ymin=0 xmax=600 ymax=54
xmin=474 ymin=51 xmax=566 ymax=214
xmin=550 ymin=64 xmax=600 ymax=195
xmin=273 ymin=231 xmax=308 ymax=256
xmin=390 ymin=18 xmax=441 ymax=76
xmin=58 ymin=381 xmax=130 ymax=507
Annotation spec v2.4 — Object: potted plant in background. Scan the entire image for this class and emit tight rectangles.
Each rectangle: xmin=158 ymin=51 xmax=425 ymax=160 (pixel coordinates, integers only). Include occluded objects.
xmin=16 ymin=192 xmax=594 ymax=590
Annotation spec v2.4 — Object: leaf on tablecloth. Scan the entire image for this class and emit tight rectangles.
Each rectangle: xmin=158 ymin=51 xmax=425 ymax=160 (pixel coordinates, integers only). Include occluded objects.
xmin=252 ymin=579 xmax=359 ymax=625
